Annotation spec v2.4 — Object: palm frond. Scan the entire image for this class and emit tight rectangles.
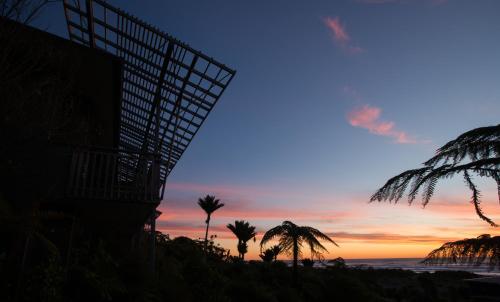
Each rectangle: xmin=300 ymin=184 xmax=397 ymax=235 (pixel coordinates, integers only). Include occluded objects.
xmin=198 ymin=195 xmax=224 ymax=215
xmin=227 ymin=220 xmax=256 ymax=243
xmin=261 ymin=221 xmax=338 ymax=258
xmin=372 ymin=125 xmax=500 ymax=225
xmin=301 ymin=226 xmax=338 ymax=247
xmin=301 ymin=231 xmax=328 ymax=253
xmin=370 ymin=168 xmax=430 ymax=204
xmin=425 ymin=125 xmax=500 ymax=167
xmin=463 ymin=171 xmax=497 ymax=227
xmin=260 ymin=225 xmax=286 ymax=248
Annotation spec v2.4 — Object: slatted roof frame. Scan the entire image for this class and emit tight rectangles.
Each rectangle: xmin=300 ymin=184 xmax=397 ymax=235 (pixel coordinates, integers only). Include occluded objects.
xmin=62 ymin=0 xmax=236 ymax=198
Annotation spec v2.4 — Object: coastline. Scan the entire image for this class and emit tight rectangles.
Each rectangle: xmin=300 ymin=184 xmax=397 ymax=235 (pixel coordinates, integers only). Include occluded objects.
xmin=280 ymin=258 xmax=500 ymax=276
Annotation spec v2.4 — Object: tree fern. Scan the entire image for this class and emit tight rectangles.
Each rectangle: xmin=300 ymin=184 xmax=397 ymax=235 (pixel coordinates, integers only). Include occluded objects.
xmin=260 ymin=221 xmax=337 ymax=285
xmin=422 ymin=234 xmax=500 ymax=270
xmin=371 ymin=124 xmax=500 ymax=226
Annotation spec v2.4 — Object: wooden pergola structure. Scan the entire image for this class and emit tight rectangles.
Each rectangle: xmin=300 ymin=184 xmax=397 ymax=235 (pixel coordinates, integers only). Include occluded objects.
xmin=60 ymin=0 xmax=235 ymax=265
xmin=63 ymin=0 xmax=235 ymax=201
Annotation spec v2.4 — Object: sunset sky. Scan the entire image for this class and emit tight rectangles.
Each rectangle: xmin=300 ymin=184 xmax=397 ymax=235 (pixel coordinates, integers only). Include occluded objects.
xmin=38 ymin=0 xmax=500 ymax=259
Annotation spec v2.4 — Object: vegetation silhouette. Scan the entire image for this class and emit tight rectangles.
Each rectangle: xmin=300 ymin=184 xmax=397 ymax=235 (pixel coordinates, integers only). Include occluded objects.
xmin=226 ymin=220 xmax=256 ymax=260
xmin=197 ymin=195 xmax=224 ymax=252
xmin=301 ymin=258 xmax=315 ymax=267
xmin=1 ymin=217 xmax=483 ymax=301
xmin=260 ymin=220 xmax=338 ymax=285
xmin=371 ymin=124 xmax=500 ymax=226
xmin=271 ymin=244 xmax=282 ymax=261
xmin=423 ymin=234 xmax=500 ymax=270
xmin=259 ymin=245 xmax=282 ymax=262
xmin=259 ymin=248 xmax=275 ymax=262
xmin=1 ymin=2 xmax=499 ymax=300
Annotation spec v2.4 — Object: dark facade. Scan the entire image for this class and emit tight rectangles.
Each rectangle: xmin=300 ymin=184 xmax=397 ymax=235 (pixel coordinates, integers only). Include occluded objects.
xmin=0 ymin=17 xmax=156 ymax=249
xmin=1 ymin=0 xmax=235 ymax=278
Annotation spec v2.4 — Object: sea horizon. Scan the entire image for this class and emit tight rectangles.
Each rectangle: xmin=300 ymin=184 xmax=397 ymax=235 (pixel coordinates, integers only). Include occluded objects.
xmin=279 ymin=258 xmax=500 ymax=276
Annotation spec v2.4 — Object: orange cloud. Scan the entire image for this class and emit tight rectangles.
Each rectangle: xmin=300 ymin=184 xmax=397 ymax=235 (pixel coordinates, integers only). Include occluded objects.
xmin=347 ymin=104 xmax=419 ymax=144
xmin=323 ymin=17 xmax=363 ymax=54
xmin=327 ymin=232 xmax=456 ymax=243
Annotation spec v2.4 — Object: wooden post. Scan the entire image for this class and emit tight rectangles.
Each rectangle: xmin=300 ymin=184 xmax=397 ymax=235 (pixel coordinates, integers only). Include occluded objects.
xmin=149 ymin=210 xmax=156 ymax=273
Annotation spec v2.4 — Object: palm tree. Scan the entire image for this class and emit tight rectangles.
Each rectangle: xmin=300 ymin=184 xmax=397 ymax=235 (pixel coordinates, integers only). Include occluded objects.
xmin=422 ymin=234 xmax=500 ymax=270
xmin=226 ymin=220 xmax=256 ymax=260
xmin=271 ymin=244 xmax=281 ymax=261
xmin=371 ymin=124 xmax=500 ymax=226
xmin=260 ymin=221 xmax=338 ymax=285
xmin=197 ymin=195 xmax=224 ymax=251
xmin=259 ymin=248 xmax=275 ymax=262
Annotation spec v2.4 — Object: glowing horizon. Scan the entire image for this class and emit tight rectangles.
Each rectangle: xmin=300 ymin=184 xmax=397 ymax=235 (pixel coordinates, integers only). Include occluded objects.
xmin=37 ymin=0 xmax=500 ymax=260
xmin=158 ymin=181 xmax=500 ymax=260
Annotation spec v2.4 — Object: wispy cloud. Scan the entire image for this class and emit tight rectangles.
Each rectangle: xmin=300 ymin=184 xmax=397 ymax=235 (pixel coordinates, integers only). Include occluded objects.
xmin=327 ymin=232 xmax=456 ymax=243
xmin=347 ymin=104 xmax=418 ymax=144
xmin=159 ymin=196 xmax=360 ymax=223
xmin=323 ymin=16 xmax=363 ymax=54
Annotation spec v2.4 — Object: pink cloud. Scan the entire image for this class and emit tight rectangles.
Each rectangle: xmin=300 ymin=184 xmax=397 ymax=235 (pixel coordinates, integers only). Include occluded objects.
xmin=158 ymin=198 xmax=359 ymax=222
xmin=347 ymin=104 xmax=418 ymax=144
xmin=324 ymin=17 xmax=349 ymax=44
xmin=323 ymin=17 xmax=364 ymax=54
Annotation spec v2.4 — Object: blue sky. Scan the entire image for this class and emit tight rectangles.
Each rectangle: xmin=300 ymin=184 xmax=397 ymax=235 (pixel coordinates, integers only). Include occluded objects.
xmin=36 ymin=0 xmax=500 ymax=258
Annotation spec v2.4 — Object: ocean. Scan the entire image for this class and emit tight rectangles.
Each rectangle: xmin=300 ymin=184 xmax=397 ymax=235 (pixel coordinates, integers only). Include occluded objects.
xmin=317 ymin=258 xmax=500 ymax=276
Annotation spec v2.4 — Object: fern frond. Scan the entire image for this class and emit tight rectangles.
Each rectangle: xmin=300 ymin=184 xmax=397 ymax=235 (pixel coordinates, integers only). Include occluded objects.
xmin=372 ymin=125 xmax=499 ymax=226
xmin=422 ymin=234 xmax=500 ymax=270
xmin=425 ymin=125 xmax=500 ymax=167
xmin=463 ymin=171 xmax=497 ymax=227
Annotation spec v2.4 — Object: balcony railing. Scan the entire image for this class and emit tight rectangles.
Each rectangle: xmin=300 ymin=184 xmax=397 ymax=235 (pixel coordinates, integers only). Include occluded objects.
xmin=66 ymin=148 xmax=161 ymax=203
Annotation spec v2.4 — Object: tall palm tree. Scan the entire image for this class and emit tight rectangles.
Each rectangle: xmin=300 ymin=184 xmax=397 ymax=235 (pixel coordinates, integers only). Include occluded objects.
xmin=197 ymin=195 xmax=224 ymax=251
xmin=226 ymin=220 xmax=256 ymax=260
xmin=422 ymin=234 xmax=500 ymax=270
xmin=371 ymin=124 xmax=500 ymax=226
xmin=260 ymin=221 xmax=338 ymax=285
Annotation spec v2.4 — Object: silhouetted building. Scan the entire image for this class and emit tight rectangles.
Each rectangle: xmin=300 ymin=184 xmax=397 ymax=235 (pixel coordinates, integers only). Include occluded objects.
xmin=0 ymin=0 xmax=235 ymax=268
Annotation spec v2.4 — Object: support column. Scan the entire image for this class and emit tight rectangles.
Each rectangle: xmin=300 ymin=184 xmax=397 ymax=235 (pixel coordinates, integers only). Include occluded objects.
xmin=149 ymin=210 xmax=156 ymax=273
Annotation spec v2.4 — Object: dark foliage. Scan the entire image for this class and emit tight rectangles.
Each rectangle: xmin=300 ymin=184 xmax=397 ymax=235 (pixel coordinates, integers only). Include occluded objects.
xmin=198 ymin=195 xmax=224 ymax=252
xmin=423 ymin=234 xmax=500 ymax=270
xmin=227 ymin=220 xmax=256 ymax=260
xmin=301 ymin=258 xmax=314 ymax=267
xmin=261 ymin=221 xmax=338 ymax=286
xmin=371 ymin=125 xmax=500 ymax=226
xmin=0 ymin=203 xmax=482 ymax=302
xmin=259 ymin=248 xmax=275 ymax=263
